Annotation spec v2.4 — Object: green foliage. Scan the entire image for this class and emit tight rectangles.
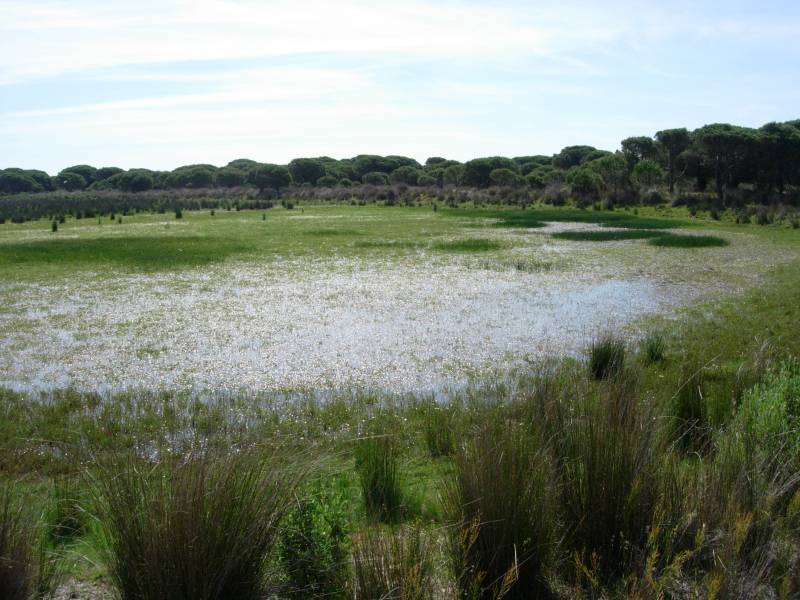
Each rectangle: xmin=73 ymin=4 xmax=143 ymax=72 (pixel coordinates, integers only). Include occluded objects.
xmin=0 ymin=171 xmax=44 ymax=194
xmin=552 ymin=145 xmax=603 ymax=169
xmin=116 ymin=169 xmax=154 ymax=192
xmin=620 ymin=136 xmax=659 ymax=170
xmin=59 ymin=165 xmax=97 ymax=185
xmin=288 ymin=158 xmax=326 ymax=185
xmin=566 ymin=167 xmax=604 ymax=200
xmin=489 ymin=167 xmax=524 ymax=187
xmin=279 ymin=479 xmax=350 ymax=599
xmin=316 ymin=175 xmax=338 ymax=187
xmin=249 ymin=164 xmax=291 ymax=192
xmin=389 ymin=166 xmax=421 ymax=186
xmin=588 ymin=334 xmax=626 ymax=379
xmin=215 ymin=167 xmax=246 ymax=188
xmin=442 ymin=164 xmax=465 ymax=185
xmin=54 ymin=171 xmax=86 ymax=191
xmin=462 ymin=157 xmax=518 ymax=187
xmin=362 ymin=171 xmax=390 ymax=185
xmin=631 ymin=159 xmax=665 ymax=189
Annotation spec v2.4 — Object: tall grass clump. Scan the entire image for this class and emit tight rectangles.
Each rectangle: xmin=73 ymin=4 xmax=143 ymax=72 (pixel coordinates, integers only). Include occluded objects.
xmin=640 ymin=331 xmax=666 ymax=364
xmin=421 ymin=403 xmax=455 ymax=458
xmin=350 ymin=525 xmax=433 ymax=600
xmin=672 ymin=361 xmax=711 ymax=453
xmin=588 ymin=334 xmax=626 ymax=380
xmin=355 ymin=434 xmax=408 ymax=523
xmin=446 ymin=421 xmax=559 ymax=599
xmin=0 ymin=484 xmax=60 ymax=600
xmin=88 ymin=449 xmax=300 ymax=600
xmin=543 ymin=376 xmax=667 ymax=584
xmin=45 ymin=477 xmax=86 ymax=545
xmin=279 ymin=479 xmax=350 ymax=599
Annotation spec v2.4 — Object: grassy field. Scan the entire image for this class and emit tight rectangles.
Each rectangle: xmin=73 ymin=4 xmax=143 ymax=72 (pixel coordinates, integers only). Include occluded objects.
xmin=2 ymin=203 xmax=800 ymax=599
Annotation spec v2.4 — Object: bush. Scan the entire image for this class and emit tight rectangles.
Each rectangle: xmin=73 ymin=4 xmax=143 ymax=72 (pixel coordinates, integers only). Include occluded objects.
xmin=355 ymin=434 xmax=407 ymax=523
xmin=279 ymin=479 xmax=350 ymax=598
xmin=88 ymin=450 xmax=300 ymax=600
xmin=350 ymin=525 xmax=433 ymax=600
xmin=588 ymin=334 xmax=626 ymax=379
xmin=0 ymin=484 xmax=60 ymax=600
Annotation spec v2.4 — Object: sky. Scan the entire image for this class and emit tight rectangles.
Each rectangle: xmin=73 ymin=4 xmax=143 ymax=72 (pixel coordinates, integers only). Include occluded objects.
xmin=1 ymin=0 xmax=799 ymax=174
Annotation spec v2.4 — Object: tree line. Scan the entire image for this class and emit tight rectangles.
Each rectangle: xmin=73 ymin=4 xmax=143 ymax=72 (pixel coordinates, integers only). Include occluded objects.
xmin=1 ymin=119 xmax=799 ymax=209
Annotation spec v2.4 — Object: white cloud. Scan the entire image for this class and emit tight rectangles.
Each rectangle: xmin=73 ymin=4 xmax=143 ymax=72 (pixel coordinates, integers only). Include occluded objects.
xmin=0 ymin=0 xmax=551 ymax=82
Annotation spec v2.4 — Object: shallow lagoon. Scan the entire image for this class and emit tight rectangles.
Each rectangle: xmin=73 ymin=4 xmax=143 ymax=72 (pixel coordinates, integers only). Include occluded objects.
xmin=0 ymin=209 xmax=793 ymax=394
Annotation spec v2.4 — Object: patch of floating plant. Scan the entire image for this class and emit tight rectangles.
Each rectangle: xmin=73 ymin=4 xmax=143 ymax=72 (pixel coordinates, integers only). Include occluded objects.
xmin=304 ymin=228 xmax=364 ymax=236
xmin=432 ymin=238 xmax=504 ymax=252
xmin=353 ymin=240 xmax=423 ymax=250
xmin=648 ymin=234 xmax=729 ymax=248
xmin=551 ymin=229 xmax=667 ymax=242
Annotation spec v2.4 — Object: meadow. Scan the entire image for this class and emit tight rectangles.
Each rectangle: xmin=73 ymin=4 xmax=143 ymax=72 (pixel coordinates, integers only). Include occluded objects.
xmin=2 ymin=202 xmax=800 ymax=599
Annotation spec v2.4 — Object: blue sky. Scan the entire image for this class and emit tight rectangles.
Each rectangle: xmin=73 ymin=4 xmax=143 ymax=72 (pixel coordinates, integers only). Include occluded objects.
xmin=1 ymin=0 xmax=799 ymax=174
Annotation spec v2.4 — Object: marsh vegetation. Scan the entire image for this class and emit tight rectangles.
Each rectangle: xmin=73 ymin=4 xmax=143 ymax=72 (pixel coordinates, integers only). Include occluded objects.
xmin=1 ymin=203 xmax=799 ymax=598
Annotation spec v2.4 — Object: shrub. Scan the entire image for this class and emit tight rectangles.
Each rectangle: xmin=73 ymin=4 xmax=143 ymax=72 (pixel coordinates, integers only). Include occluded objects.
xmin=174 ymin=207 xmax=183 ymax=219
xmin=50 ymin=221 xmax=57 ymax=233
xmin=350 ymin=525 xmax=433 ymax=600
xmin=588 ymin=334 xmax=626 ymax=379
xmin=445 ymin=422 xmax=558 ymax=599
xmin=0 ymin=484 xmax=60 ymax=600
xmin=88 ymin=450 xmax=300 ymax=600
xmin=279 ymin=479 xmax=350 ymax=599
xmin=355 ymin=434 xmax=407 ymax=523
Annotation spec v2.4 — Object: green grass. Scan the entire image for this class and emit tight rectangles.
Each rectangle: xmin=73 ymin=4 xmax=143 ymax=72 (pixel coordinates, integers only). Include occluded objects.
xmin=648 ymin=234 xmax=729 ymax=248
xmin=0 ymin=236 xmax=251 ymax=271
xmin=552 ymin=229 xmax=667 ymax=242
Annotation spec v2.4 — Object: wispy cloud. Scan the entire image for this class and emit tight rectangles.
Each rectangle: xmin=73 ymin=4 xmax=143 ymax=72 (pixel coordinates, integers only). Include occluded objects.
xmin=1 ymin=1 xmax=798 ymax=172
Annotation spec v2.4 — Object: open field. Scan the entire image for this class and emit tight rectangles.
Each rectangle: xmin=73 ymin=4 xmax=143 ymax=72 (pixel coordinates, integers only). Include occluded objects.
xmin=3 ymin=203 xmax=800 ymax=599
